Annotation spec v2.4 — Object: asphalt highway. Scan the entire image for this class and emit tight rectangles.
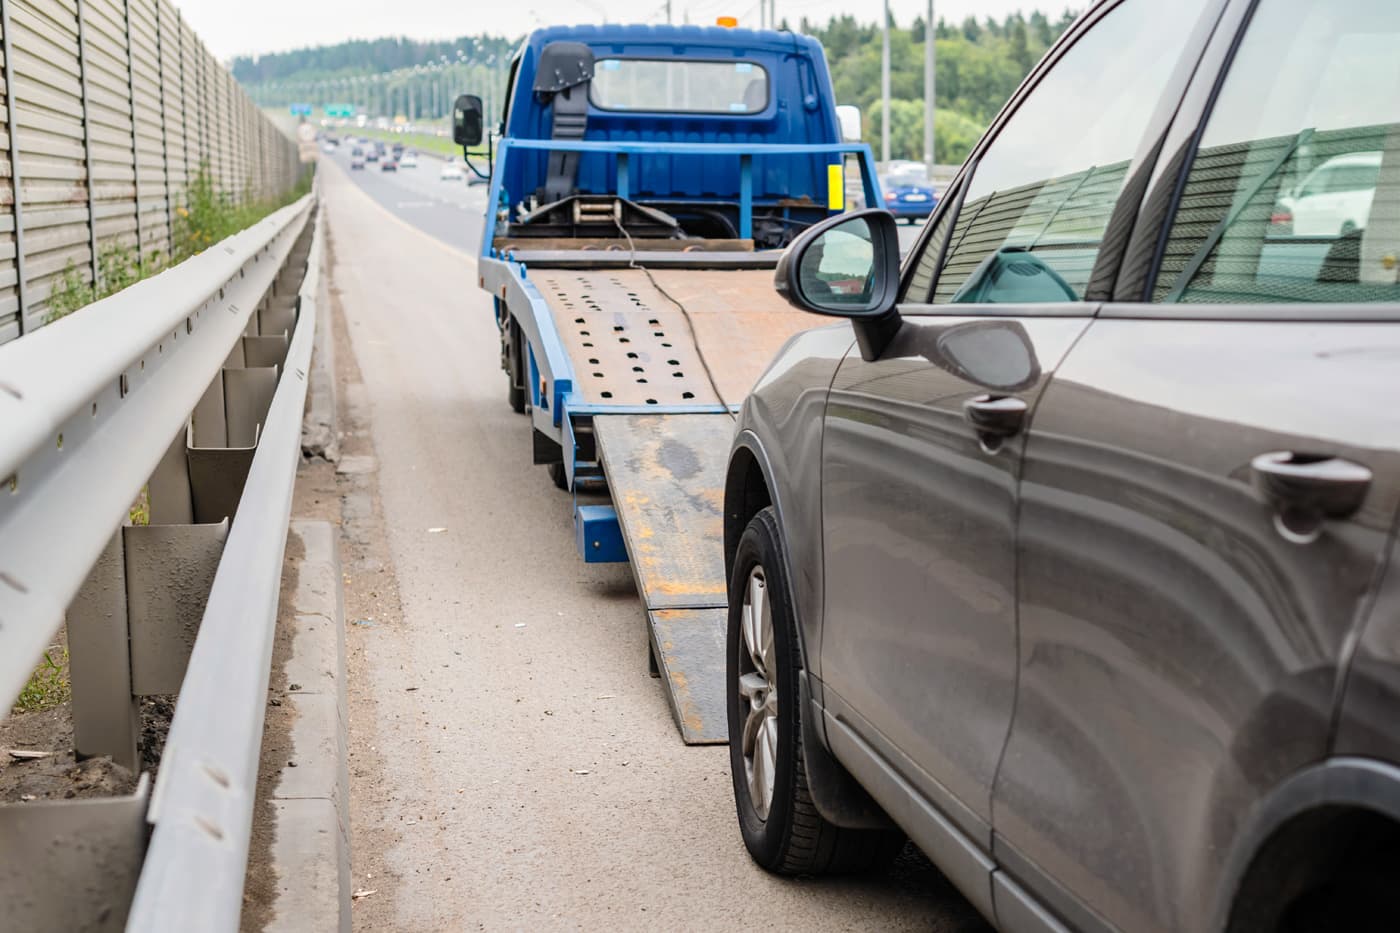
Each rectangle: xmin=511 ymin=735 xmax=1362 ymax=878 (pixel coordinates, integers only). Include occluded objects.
xmin=320 ymin=153 xmax=982 ymax=930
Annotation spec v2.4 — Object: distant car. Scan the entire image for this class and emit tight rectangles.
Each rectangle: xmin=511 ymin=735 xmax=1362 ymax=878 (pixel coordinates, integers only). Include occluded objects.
xmin=440 ymin=159 xmax=465 ymax=181
xmin=350 ymin=154 xmax=365 ymax=170
xmin=1274 ymin=151 xmax=1381 ymax=236
xmin=365 ymin=148 xmax=379 ymax=163
xmin=381 ymin=157 xmax=398 ymax=172
xmin=880 ymin=169 xmax=938 ymax=222
xmin=399 ymin=152 xmax=418 ymax=168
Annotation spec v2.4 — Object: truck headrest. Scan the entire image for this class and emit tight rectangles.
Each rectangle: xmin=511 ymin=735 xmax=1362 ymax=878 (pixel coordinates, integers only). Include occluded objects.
xmin=534 ymin=42 xmax=596 ymax=95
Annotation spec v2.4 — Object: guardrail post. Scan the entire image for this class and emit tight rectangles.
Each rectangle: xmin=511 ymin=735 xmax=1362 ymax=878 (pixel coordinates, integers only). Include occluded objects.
xmin=1 ymin=0 xmax=28 ymax=333
xmin=68 ymin=531 xmax=141 ymax=770
xmin=126 ymin=519 xmax=228 ymax=696
xmin=0 ymin=776 xmax=150 ymax=933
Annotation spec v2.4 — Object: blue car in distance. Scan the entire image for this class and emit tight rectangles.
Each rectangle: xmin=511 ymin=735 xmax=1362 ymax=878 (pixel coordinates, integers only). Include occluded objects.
xmin=881 ymin=166 xmax=938 ymax=222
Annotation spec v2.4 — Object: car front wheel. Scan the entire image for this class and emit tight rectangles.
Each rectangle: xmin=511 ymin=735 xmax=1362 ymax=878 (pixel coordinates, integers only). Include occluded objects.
xmin=727 ymin=506 xmax=901 ymax=874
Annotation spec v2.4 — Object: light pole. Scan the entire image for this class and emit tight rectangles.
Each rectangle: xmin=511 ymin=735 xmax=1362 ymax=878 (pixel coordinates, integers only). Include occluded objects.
xmin=924 ymin=0 xmax=935 ymax=176
xmin=881 ymin=0 xmax=891 ymax=165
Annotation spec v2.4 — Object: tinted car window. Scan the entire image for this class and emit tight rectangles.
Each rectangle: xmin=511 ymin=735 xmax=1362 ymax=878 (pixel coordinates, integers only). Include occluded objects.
xmin=1155 ymin=0 xmax=1400 ymax=304
xmin=906 ymin=0 xmax=1209 ymax=305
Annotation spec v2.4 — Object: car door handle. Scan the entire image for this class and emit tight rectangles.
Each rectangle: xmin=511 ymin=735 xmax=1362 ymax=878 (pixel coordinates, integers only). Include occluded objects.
xmin=1250 ymin=451 xmax=1372 ymax=520
xmin=963 ymin=394 xmax=1028 ymax=438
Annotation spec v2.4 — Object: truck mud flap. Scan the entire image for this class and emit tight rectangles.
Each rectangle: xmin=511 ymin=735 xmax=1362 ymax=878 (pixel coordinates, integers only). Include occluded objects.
xmin=592 ymin=413 xmax=734 ymax=744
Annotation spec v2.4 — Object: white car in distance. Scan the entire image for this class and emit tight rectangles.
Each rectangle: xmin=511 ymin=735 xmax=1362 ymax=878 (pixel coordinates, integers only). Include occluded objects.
xmin=1276 ymin=151 xmax=1382 ymax=236
xmin=400 ymin=151 xmax=419 ymax=168
xmin=439 ymin=158 xmax=465 ymax=181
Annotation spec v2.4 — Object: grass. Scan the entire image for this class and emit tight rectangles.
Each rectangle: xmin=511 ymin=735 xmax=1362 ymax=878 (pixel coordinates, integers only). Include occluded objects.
xmin=45 ymin=162 xmax=314 ymax=324
xmin=129 ymin=487 xmax=150 ymax=526
xmin=357 ymin=127 xmax=489 ymax=161
xmin=14 ymin=647 xmax=70 ymax=714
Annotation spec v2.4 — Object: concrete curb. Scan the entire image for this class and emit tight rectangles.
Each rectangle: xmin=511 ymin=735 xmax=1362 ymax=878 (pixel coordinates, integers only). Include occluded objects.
xmin=301 ymin=210 xmax=339 ymax=463
xmin=265 ymin=520 xmax=351 ymax=933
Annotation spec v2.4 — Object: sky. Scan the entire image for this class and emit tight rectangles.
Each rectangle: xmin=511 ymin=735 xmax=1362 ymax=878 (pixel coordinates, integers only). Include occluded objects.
xmin=175 ymin=0 xmax=1071 ymax=61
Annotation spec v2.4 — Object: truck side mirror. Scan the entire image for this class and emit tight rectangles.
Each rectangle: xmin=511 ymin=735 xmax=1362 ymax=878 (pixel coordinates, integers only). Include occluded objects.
xmin=774 ymin=208 xmax=903 ymax=361
xmin=453 ymin=94 xmax=484 ymax=147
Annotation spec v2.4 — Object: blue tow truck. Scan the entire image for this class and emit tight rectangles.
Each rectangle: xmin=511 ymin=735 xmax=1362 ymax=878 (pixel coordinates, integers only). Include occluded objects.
xmin=453 ymin=24 xmax=879 ymax=743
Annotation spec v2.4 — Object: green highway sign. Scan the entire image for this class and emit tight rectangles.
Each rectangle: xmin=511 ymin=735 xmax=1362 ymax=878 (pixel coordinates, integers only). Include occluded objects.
xmin=325 ymin=104 xmax=355 ymax=118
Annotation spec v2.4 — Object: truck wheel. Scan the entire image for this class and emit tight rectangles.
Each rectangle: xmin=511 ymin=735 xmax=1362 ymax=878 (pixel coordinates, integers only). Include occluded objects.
xmin=727 ymin=507 xmax=902 ymax=874
xmin=547 ymin=461 xmax=569 ymax=491
xmin=506 ymin=319 xmax=527 ymax=414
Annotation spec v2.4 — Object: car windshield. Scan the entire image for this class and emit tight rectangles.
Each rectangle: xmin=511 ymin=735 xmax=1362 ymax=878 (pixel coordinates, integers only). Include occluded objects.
xmin=590 ymin=59 xmax=769 ymax=114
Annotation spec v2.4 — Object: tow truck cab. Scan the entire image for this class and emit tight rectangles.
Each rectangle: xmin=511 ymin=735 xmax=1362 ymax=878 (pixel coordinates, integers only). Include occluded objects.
xmin=477 ymin=25 xmax=859 ymax=248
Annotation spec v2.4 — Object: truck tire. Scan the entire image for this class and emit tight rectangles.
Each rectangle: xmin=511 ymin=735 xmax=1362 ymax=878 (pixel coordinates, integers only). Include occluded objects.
xmin=727 ymin=507 xmax=903 ymax=874
xmin=547 ymin=461 xmax=569 ymax=491
xmin=506 ymin=319 xmax=527 ymax=414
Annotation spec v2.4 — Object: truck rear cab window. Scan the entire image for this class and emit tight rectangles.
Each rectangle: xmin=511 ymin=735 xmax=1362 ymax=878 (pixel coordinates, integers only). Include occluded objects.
xmin=590 ymin=59 xmax=769 ymax=114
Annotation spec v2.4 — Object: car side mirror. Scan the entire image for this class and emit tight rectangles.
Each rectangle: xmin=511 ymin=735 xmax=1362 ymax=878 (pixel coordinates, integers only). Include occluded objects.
xmin=774 ymin=208 xmax=902 ymax=360
xmin=453 ymin=94 xmax=484 ymax=147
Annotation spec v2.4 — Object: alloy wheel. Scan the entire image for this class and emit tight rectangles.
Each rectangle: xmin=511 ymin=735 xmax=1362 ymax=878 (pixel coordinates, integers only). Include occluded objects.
xmin=738 ymin=565 xmax=778 ymax=820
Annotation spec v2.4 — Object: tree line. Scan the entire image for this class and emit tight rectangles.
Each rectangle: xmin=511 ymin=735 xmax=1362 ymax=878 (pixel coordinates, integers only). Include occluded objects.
xmin=231 ymin=35 xmax=518 ymax=84
xmin=235 ymin=10 xmax=1080 ymax=164
xmin=803 ymin=10 xmax=1079 ymax=164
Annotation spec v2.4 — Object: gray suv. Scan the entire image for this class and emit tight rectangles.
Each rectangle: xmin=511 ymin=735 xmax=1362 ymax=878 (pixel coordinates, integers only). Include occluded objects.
xmin=722 ymin=0 xmax=1400 ymax=930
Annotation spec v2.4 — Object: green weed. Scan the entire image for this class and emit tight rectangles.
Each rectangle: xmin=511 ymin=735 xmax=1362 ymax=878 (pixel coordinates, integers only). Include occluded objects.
xmin=46 ymin=162 xmax=313 ymax=322
xmin=14 ymin=647 xmax=70 ymax=714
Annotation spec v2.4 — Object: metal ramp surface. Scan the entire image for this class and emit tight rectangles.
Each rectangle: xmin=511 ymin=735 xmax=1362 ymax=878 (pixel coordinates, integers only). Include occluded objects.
xmin=592 ymin=413 xmax=735 ymax=745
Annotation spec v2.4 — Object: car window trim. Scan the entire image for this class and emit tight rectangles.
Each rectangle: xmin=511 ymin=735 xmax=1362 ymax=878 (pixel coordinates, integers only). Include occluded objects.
xmin=1083 ymin=0 xmax=1237 ymax=300
xmin=1098 ymin=301 xmax=1400 ymax=322
xmin=1120 ymin=0 xmax=1266 ymax=301
xmin=897 ymin=171 xmax=968 ymax=303
xmin=897 ymin=302 xmax=1101 ymax=319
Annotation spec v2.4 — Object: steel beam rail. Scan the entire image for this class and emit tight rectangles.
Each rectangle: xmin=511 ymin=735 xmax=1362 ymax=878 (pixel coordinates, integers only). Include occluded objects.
xmin=125 ymin=207 xmax=323 ymax=932
xmin=0 ymin=194 xmax=314 ymax=708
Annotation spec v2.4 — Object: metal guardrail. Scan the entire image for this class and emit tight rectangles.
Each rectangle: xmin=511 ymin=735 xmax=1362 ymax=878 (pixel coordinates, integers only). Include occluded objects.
xmin=128 ymin=203 xmax=323 ymax=932
xmin=0 ymin=190 xmax=321 ymax=931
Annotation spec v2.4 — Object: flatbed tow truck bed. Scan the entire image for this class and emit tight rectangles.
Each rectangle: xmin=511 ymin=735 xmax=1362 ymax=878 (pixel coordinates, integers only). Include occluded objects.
xmin=537 ymin=266 xmax=814 ymax=743
xmin=475 ymin=130 xmax=878 ymax=746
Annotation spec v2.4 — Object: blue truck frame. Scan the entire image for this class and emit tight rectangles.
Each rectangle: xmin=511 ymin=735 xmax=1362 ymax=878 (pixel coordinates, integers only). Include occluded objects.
xmin=476 ymin=23 xmax=879 ymax=739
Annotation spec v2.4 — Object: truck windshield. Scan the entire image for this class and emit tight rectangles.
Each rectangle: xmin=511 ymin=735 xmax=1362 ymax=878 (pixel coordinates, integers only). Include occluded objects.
xmin=590 ymin=59 xmax=769 ymax=114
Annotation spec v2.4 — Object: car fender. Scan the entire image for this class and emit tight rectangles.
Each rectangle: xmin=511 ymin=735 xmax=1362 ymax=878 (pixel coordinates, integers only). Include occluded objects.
xmin=728 ymin=428 xmax=893 ymax=831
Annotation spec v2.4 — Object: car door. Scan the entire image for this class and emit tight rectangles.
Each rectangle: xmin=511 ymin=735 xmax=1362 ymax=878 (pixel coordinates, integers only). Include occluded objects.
xmin=813 ymin=0 xmax=1221 ymax=910
xmin=994 ymin=2 xmax=1400 ymax=931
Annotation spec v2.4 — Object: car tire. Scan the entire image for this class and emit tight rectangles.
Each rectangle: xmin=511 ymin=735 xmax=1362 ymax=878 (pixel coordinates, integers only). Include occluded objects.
xmin=727 ymin=506 xmax=903 ymax=875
